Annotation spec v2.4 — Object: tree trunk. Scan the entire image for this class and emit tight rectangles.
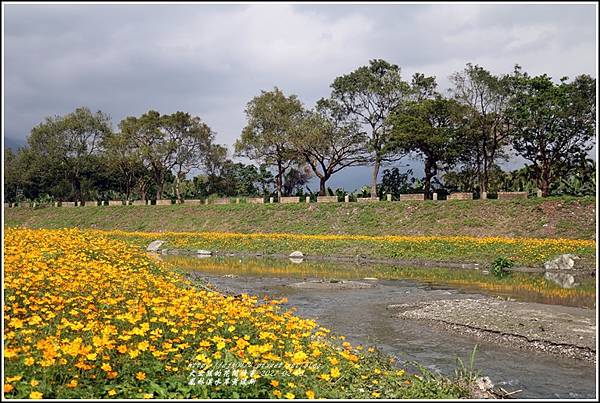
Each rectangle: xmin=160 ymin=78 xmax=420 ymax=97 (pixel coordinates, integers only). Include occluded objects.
xmin=370 ymin=158 xmax=381 ymax=199
xmin=319 ymin=177 xmax=327 ymax=196
xmin=539 ymin=165 xmax=551 ymax=197
xmin=72 ymin=177 xmax=82 ymax=203
xmin=423 ymin=158 xmax=433 ymax=200
xmin=481 ymin=156 xmax=489 ymax=193
xmin=276 ymin=161 xmax=283 ymax=199
xmin=175 ymin=174 xmax=182 ymax=202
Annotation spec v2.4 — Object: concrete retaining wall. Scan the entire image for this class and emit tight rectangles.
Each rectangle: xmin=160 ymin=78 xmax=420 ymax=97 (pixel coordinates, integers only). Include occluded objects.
xmin=280 ymin=197 xmax=300 ymax=204
xmin=399 ymin=194 xmax=425 ymax=201
xmin=498 ymin=191 xmax=528 ymax=199
xmin=247 ymin=197 xmax=265 ymax=204
xmin=447 ymin=192 xmax=473 ymax=200
xmin=317 ymin=196 xmax=338 ymax=203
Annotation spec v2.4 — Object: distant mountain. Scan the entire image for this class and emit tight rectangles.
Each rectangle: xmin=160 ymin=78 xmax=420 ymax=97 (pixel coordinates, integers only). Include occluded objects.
xmin=2 ymin=136 xmax=27 ymax=151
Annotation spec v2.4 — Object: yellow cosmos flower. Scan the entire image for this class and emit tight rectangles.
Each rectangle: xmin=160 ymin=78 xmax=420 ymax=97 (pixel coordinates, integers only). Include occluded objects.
xmin=305 ymin=390 xmax=315 ymax=399
xmin=29 ymin=391 xmax=43 ymax=399
xmin=135 ymin=372 xmax=147 ymax=381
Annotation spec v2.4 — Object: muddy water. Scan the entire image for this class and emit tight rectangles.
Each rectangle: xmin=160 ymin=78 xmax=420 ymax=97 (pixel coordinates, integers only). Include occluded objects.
xmin=165 ymin=256 xmax=597 ymax=399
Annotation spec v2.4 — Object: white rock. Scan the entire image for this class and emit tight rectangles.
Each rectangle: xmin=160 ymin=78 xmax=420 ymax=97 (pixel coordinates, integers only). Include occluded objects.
xmin=289 ymin=251 xmax=304 ymax=258
xmin=146 ymin=240 xmax=165 ymax=252
xmin=197 ymin=250 xmax=212 ymax=256
xmin=544 ymin=254 xmax=580 ymax=271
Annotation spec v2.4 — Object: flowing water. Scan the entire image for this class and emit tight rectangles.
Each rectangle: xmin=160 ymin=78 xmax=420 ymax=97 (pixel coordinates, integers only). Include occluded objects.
xmin=163 ymin=255 xmax=597 ymax=399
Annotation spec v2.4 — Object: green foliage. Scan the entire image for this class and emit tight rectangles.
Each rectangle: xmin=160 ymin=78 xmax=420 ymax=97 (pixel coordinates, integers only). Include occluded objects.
xmin=329 ymin=59 xmax=410 ymax=196
xmin=507 ymin=70 xmax=596 ymax=196
xmin=292 ymin=99 xmax=367 ymax=195
xmin=235 ymin=87 xmax=305 ymax=198
xmin=379 ymin=168 xmax=419 ymax=198
xmin=388 ymin=91 xmax=468 ymax=197
xmin=490 ymin=257 xmax=513 ymax=279
xmin=449 ymin=63 xmax=513 ymax=193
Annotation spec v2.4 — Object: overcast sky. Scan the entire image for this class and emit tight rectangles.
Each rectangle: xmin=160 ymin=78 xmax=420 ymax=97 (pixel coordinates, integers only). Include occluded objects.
xmin=3 ymin=2 xmax=597 ymax=191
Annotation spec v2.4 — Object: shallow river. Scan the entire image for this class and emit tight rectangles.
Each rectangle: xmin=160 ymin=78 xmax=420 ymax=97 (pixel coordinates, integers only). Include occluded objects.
xmin=164 ymin=255 xmax=597 ymax=399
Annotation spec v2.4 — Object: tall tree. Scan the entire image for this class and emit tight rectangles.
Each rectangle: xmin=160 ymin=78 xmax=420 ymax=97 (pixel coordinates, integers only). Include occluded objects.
xmin=328 ymin=59 xmax=410 ymax=198
xmin=292 ymin=99 xmax=367 ymax=195
xmin=102 ymin=130 xmax=148 ymax=202
xmin=27 ymin=107 xmax=112 ymax=203
xmin=235 ymin=87 xmax=304 ymax=199
xmin=507 ymin=71 xmax=596 ymax=196
xmin=163 ymin=112 xmax=214 ymax=202
xmin=389 ymin=95 xmax=466 ymax=198
xmin=449 ymin=63 xmax=513 ymax=193
xmin=120 ymin=110 xmax=214 ymax=200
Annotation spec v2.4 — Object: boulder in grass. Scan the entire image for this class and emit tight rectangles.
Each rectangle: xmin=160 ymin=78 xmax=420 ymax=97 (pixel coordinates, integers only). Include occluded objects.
xmin=289 ymin=251 xmax=304 ymax=258
xmin=146 ymin=240 xmax=165 ymax=252
xmin=543 ymin=254 xmax=580 ymax=271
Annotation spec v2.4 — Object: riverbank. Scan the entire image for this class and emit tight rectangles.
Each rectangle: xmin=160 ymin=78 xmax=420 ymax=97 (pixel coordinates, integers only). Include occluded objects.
xmin=4 ymin=196 xmax=596 ymax=239
xmin=3 ymin=227 xmax=477 ymax=399
xmin=96 ymin=228 xmax=595 ymax=268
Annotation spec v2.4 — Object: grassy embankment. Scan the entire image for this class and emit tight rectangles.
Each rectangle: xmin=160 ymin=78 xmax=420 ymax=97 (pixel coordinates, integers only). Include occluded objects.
xmin=4 ymin=197 xmax=596 ymax=268
xmin=5 ymin=196 xmax=595 ymax=239
xmin=4 ymin=228 xmax=474 ymax=399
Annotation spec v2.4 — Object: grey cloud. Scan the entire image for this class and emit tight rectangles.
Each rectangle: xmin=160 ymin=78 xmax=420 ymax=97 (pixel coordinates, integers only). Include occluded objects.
xmin=3 ymin=3 xmax=596 ymax=189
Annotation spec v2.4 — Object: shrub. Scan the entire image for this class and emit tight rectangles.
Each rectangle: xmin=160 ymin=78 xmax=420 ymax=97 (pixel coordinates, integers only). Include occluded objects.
xmin=490 ymin=257 xmax=513 ymax=279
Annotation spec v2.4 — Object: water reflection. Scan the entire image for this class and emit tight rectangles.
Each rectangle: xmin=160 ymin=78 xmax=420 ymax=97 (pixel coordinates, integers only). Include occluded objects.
xmin=163 ymin=255 xmax=596 ymax=309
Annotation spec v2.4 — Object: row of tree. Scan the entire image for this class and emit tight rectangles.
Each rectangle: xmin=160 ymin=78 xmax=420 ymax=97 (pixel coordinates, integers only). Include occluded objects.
xmin=235 ymin=61 xmax=596 ymax=199
xmin=3 ymin=60 xmax=596 ymax=203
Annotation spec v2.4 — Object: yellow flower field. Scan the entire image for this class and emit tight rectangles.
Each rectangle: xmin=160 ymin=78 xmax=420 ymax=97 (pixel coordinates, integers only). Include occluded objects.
xmin=97 ymin=229 xmax=596 ymax=266
xmin=3 ymin=228 xmax=467 ymax=399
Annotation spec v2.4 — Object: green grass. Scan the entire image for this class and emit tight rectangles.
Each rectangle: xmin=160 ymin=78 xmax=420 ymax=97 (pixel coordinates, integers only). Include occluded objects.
xmin=4 ymin=196 xmax=596 ymax=239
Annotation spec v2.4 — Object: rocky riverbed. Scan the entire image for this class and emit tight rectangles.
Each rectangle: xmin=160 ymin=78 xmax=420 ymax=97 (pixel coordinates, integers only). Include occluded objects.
xmin=388 ymin=298 xmax=596 ymax=362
